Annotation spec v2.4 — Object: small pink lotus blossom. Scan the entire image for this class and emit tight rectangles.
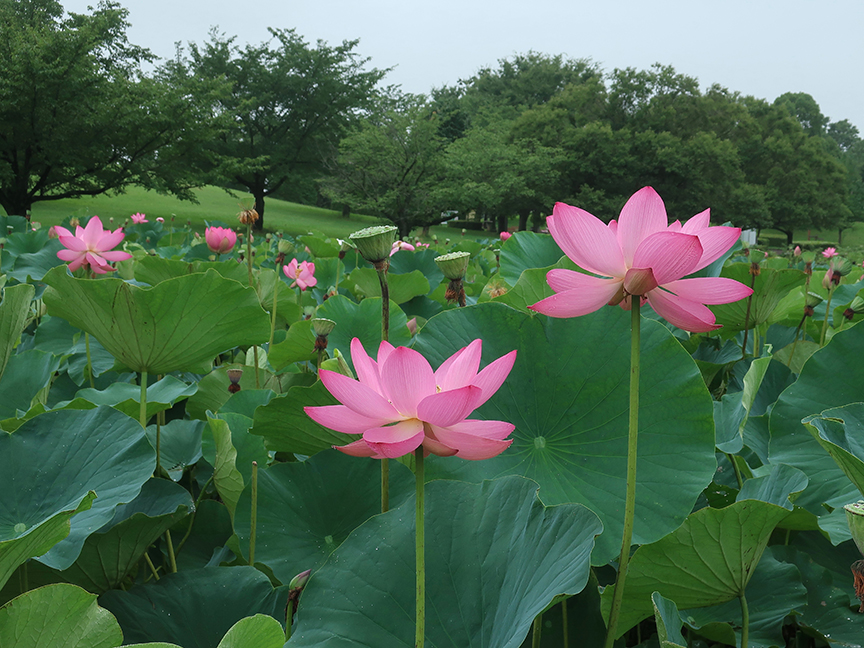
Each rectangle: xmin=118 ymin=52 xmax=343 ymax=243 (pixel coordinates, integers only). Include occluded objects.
xmin=390 ymin=240 xmax=416 ymax=255
xmin=205 ymin=226 xmax=237 ymax=254
xmin=794 ymin=246 xmax=802 ymax=257
xmin=156 ymin=217 xmax=164 ymax=223
xmin=500 ymin=231 xmax=512 ymax=241
xmin=306 ymin=338 xmax=517 ymax=460
xmin=130 ymin=213 xmax=148 ymax=224
xmin=823 ymin=247 xmax=838 ymax=258
xmin=284 ymin=258 xmax=317 ymax=290
xmin=406 ymin=317 xmax=418 ymax=335
xmin=529 ymin=187 xmax=753 ymax=332
xmin=55 ymin=216 xmax=132 ymax=274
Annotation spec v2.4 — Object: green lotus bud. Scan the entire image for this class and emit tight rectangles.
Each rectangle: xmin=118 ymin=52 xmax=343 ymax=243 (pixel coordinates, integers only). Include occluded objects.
xmin=278 ymin=239 xmax=294 ymax=254
xmin=435 ymin=251 xmax=471 ymax=281
xmin=289 ymin=569 xmax=311 ymax=591
xmin=349 ymin=225 xmax=397 ymax=263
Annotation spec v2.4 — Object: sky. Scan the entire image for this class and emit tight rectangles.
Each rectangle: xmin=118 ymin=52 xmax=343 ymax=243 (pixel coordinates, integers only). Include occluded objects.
xmin=63 ymin=0 xmax=864 ymax=132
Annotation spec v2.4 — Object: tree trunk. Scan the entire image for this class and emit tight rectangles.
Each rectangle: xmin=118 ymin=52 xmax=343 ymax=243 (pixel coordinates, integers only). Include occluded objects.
xmin=517 ymin=209 xmax=530 ymax=232
xmin=781 ymin=229 xmax=793 ymax=246
xmin=342 ymin=204 xmax=351 ymax=219
xmin=496 ymin=213 xmax=508 ymax=235
xmin=421 ymin=225 xmax=430 ymax=237
xmin=0 ymin=195 xmax=32 ymax=218
xmin=253 ymin=193 xmax=266 ymax=231
xmin=839 ymin=228 xmax=844 ymax=246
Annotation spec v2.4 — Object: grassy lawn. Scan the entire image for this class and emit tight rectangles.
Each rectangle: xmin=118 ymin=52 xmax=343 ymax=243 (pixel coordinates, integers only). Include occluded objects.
xmin=11 ymin=186 xmax=477 ymax=242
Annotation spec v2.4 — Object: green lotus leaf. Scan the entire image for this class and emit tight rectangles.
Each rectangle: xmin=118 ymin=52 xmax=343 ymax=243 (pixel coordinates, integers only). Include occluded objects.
xmin=146 ymin=420 xmax=205 ymax=481
xmin=652 ymin=592 xmax=687 ymax=648
xmin=389 ymin=248 xmax=444 ymax=288
xmin=67 ymin=375 xmax=197 ymax=421
xmin=208 ymin=417 xmax=244 ymax=522
xmin=0 ymin=583 xmax=122 ymax=648
xmin=0 ymin=492 xmax=95 ymax=592
xmin=202 ymin=413 xmax=268 ymax=487
xmin=46 ymin=479 xmax=191 ymax=593
xmin=599 ymin=499 xmax=791 ymax=637
xmin=804 ymin=403 xmax=864 ymax=498
xmin=186 ymin=365 xmax=303 ymax=419
xmin=414 ymin=303 xmax=715 ymax=564
xmin=0 ymin=349 xmax=61 ymax=418
xmin=254 ymin=268 xmax=302 ymax=327
xmin=710 ymin=265 xmax=805 ymax=331
xmin=769 ymin=324 xmax=864 ymax=520
xmin=133 ymin=255 xmax=248 ymax=286
xmin=99 ymin=567 xmax=289 ymax=648
xmin=289 ymin=476 xmax=601 ymax=648
xmin=6 ymin=232 xmax=64 ymax=283
xmin=679 ymin=550 xmax=807 ymax=648
xmin=217 ymin=615 xmax=285 ymax=648
xmin=0 ymin=406 xmax=155 ymax=571
xmin=42 ymin=266 xmax=270 ymax=374
xmin=498 ymin=231 xmax=563 ymax=286
xmin=346 ymin=267 xmax=430 ymax=304
xmin=0 ymin=283 xmax=34 ymax=381
xmin=267 ymin=319 xmax=316 ymax=371
xmin=170 ymin=500 xmax=233 ymax=572
xmin=233 ymin=450 xmax=414 ymax=584
xmin=736 ymin=463 xmax=808 ymax=510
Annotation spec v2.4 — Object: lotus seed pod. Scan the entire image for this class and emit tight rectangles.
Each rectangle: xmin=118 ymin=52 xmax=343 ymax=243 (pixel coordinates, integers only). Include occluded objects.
xmin=435 ymin=251 xmax=471 ymax=281
xmin=311 ymin=318 xmax=336 ymax=337
xmin=846 ymin=502 xmax=864 ymax=557
xmin=349 ymin=225 xmax=397 ymax=263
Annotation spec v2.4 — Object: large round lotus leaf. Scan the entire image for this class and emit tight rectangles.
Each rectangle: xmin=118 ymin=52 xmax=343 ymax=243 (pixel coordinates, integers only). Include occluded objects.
xmin=216 ymin=614 xmax=285 ymax=648
xmin=315 ymin=295 xmax=411 ymax=371
xmin=42 ymin=266 xmax=271 ymax=374
xmin=803 ymin=403 xmax=864 ymax=497
xmin=289 ymin=476 xmax=602 ymax=648
xmin=598 ymin=499 xmax=790 ymax=637
xmin=389 ymin=248 xmax=444 ymax=288
xmin=679 ymin=551 xmax=807 ymax=648
xmin=133 ymin=255 xmax=249 ymax=287
xmin=0 ymin=283 xmax=34 ymax=382
xmin=69 ymin=375 xmax=197 ymax=422
xmin=0 ymin=406 xmax=155 ymax=570
xmin=651 ymin=593 xmax=687 ymax=648
xmin=346 ymin=267 xmax=430 ymax=304
xmin=55 ymin=479 xmax=192 ymax=593
xmin=233 ymin=450 xmax=414 ymax=584
xmin=769 ymin=323 xmax=864 ymax=516
xmin=99 ymin=566 xmax=289 ymax=648
xmin=413 ymin=302 xmax=715 ymax=564
xmin=498 ymin=231 xmax=563 ymax=286
xmin=0 ymin=583 xmax=122 ymax=648
xmin=0 ymin=349 xmax=61 ymax=418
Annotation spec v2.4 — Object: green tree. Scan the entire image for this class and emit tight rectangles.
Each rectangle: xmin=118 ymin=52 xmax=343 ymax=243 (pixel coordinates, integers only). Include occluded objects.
xmin=320 ymin=95 xmax=444 ymax=238
xmin=0 ymin=0 xmax=221 ymax=217
xmin=185 ymin=29 xmax=385 ymax=230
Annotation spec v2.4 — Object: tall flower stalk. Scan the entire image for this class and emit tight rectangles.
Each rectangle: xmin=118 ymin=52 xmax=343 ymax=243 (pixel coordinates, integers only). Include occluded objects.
xmin=239 ymin=209 xmax=260 ymax=388
xmin=528 ymin=188 xmax=751 ymax=646
xmin=348 ymin=225 xmax=397 ymax=512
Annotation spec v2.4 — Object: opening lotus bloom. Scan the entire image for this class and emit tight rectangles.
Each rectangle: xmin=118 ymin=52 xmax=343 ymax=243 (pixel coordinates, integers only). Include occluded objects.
xmin=283 ymin=258 xmax=316 ymax=290
xmin=130 ymin=212 xmax=148 ymax=224
xmin=305 ymin=338 xmax=517 ymax=460
xmin=529 ymin=187 xmax=753 ymax=332
xmin=822 ymin=247 xmax=838 ymax=258
xmin=55 ymin=216 xmax=132 ymax=274
xmin=390 ymin=240 xmax=415 ymax=255
xmin=205 ymin=226 xmax=237 ymax=254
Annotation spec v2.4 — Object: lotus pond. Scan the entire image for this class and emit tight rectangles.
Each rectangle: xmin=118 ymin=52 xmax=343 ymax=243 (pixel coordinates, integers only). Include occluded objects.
xmin=1 ymin=202 xmax=864 ymax=648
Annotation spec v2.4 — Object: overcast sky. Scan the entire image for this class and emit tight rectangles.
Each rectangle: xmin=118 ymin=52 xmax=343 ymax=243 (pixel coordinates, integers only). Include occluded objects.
xmin=64 ymin=0 xmax=864 ymax=132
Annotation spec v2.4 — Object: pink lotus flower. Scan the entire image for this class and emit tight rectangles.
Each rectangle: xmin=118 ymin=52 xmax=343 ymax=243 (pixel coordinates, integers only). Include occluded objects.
xmin=390 ymin=240 xmax=416 ymax=255
xmin=55 ymin=216 xmax=132 ymax=274
xmin=306 ymin=338 xmax=517 ymax=460
xmin=130 ymin=213 xmax=148 ymax=224
xmin=822 ymin=247 xmax=838 ymax=258
xmin=284 ymin=258 xmax=317 ymax=290
xmin=794 ymin=245 xmax=802 ymax=257
xmin=156 ymin=217 xmax=164 ymax=223
xmin=205 ymin=226 xmax=237 ymax=254
xmin=529 ymin=187 xmax=753 ymax=332
xmin=500 ymin=231 xmax=512 ymax=241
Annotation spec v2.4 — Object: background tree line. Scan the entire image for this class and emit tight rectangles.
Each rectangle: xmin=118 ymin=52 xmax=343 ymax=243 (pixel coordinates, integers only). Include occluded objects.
xmin=4 ymin=0 xmax=862 ymax=241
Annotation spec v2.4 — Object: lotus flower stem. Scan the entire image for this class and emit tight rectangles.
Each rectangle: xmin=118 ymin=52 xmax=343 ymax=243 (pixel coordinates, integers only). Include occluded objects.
xmin=165 ymin=529 xmax=177 ymax=573
xmin=285 ymin=603 xmax=293 ymax=641
xmin=728 ymin=453 xmax=744 ymax=489
xmin=250 ymin=460 xmax=258 ymax=566
xmin=156 ymin=411 xmax=163 ymax=478
xmin=604 ymin=300 xmax=641 ymax=648
xmin=740 ymin=592 xmax=750 ymax=648
xmin=377 ymin=261 xmax=391 ymax=514
xmin=139 ymin=371 xmax=148 ymax=430
xmin=414 ymin=445 xmax=426 ymax=648
xmin=562 ymin=598 xmax=569 ymax=648
xmin=268 ymin=279 xmax=279 ymax=349
xmin=532 ymin=614 xmax=542 ymax=648
xmin=740 ymin=274 xmax=757 ymax=359
xmin=246 ymin=221 xmax=260 ymax=388
xmin=143 ymin=553 xmax=160 ymax=581
xmin=820 ymin=284 xmax=835 ymax=347
xmin=84 ymin=332 xmax=95 ymax=389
